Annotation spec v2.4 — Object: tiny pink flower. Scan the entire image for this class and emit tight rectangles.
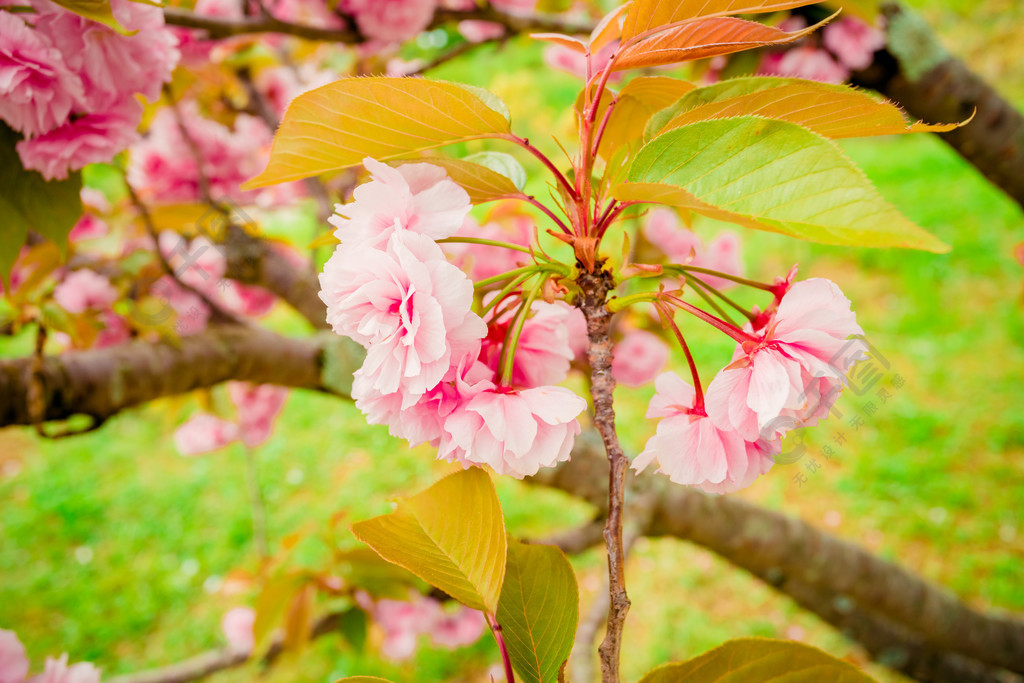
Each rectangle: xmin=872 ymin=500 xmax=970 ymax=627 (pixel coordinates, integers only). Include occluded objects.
xmin=29 ymin=654 xmax=100 ymax=683
xmin=221 ymin=607 xmax=256 ymax=653
xmin=632 ymin=372 xmax=774 ymax=493
xmin=329 ymin=158 xmax=471 ymax=248
xmin=53 ymin=270 xmax=118 ymax=314
xmin=0 ymin=11 xmax=83 ymax=137
xmin=611 ymin=330 xmax=669 ymax=388
xmin=173 ymin=413 xmax=239 ymax=455
xmin=340 ymin=0 xmax=436 ymax=44
xmin=0 ymin=629 xmax=28 ymax=683
xmin=228 ymin=382 xmax=288 ymax=448
xmin=823 ymin=17 xmax=885 ymax=71
xmin=439 ymin=385 xmax=587 ymax=478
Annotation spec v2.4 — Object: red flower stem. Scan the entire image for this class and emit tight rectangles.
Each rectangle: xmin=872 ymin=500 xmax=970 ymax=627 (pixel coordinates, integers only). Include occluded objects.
xmin=523 ymin=195 xmax=573 ymax=235
xmin=591 ymin=95 xmax=619 ymax=159
xmin=663 ymin=293 xmax=758 ymax=344
xmin=503 ymin=133 xmax=578 ymax=202
xmin=656 ymin=302 xmax=705 ymax=412
xmin=595 ymin=201 xmax=638 ymax=239
xmin=487 ymin=613 xmax=516 ymax=683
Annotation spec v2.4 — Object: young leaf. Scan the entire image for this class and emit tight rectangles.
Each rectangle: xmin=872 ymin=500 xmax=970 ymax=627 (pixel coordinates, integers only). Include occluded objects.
xmin=612 ymin=15 xmax=825 ymax=71
xmin=616 ymin=117 xmax=949 ymax=252
xmin=350 ymin=468 xmax=507 ymax=614
xmin=0 ymin=123 xmax=82 ymax=289
xmin=495 ymin=541 xmax=579 ymax=683
xmin=637 ymin=637 xmax=877 ymax=682
xmin=243 ymin=78 xmax=512 ymax=188
xmin=622 ymin=0 xmax=822 ymax=40
xmin=589 ymin=2 xmax=630 ymax=51
xmin=648 ymin=77 xmax=963 ymax=140
xmin=585 ymin=77 xmax=696 ymax=160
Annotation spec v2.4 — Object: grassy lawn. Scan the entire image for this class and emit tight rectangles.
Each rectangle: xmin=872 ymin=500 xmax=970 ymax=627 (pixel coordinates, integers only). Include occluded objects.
xmin=2 ymin=8 xmax=1024 ymax=681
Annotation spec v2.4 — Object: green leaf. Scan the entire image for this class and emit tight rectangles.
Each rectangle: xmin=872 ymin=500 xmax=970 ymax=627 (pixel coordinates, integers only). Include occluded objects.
xmin=463 ymin=152 xmax=527 ymax=193
xmin=647 ymin=77 xmax=962 ymax=140
xmin=581 ymin=77 xmax=696 ymax=160
xmin=0 ymin=123 xmax=82 ymax=289
xmin=637 ymin=637 xmax=877 ymax=682
xmin=496 ymin=541 xmax=579 ymax=683
xmin=617 ymin=117 xmax=949 ymax=252
xmin=350 ymin=468 xmax=507 ymax=614
xmin=338 ymin=608 xmax=368 ymax=652
xmin=243 ymin=78 xmax=512 ymax=188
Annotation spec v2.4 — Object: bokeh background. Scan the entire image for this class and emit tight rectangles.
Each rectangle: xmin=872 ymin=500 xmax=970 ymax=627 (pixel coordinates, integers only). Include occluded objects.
xmin=1 ymin=0 xmax=1022 ymax=680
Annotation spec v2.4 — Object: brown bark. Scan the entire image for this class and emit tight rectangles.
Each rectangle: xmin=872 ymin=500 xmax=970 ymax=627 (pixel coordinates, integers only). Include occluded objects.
xmin=852 ymin=2 xmax=1024 ymax=210
xmin=578 ymin=264 xmax=630 ymax=683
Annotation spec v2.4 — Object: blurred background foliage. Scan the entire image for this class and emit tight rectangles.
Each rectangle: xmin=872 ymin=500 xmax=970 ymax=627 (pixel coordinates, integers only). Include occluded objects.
xmin=1 ymin=0 xmax=1022 ymax=681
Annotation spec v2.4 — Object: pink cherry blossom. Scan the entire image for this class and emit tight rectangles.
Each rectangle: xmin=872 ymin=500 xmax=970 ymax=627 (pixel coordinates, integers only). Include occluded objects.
xmin=439 ymin=385 xmax=586 ymax=478
xmin=543 ymin=40 xmax=617 ymax=80
xmin=632 ymin=372 xmax=775 ymax=493
xmin=272 ymin=0 xmax=345 ymax=29
xmin=29 ymin=654 xmax=100 ymax=683
xmin=221 ymin=283 xmax=276 ymax=318
xmin=158 ymin=233 xmax=226 ymax=296
xmin=94 ymin=312 xmax=130 ymax=349
xmin=442 ymin=213 xmax=533 ymax=282
xmin=319 ymin=230 xmax=485 ymax=401
xmin=31 ymin=0 xmax=178 ymax=111
xmin=356 ymin=591 xmax=434 ymax=661
xmin=253 ymin=64 xmax=336 ymax=118
xmin=16 ymin=100 xmax=141 ymax=180
xmin=340 ymin=0 xmax=436 ymax=44
xmin=0 ymin=11 xmax=83 ymax=137
xmin=329 ymin=158 xmax=471 ymax=247
xmin=221 ymin=607 xmax=256 ymax=653
xmin=228 ymin=382 xmax=288 ymax=448
xmin=762 ymin=45 xmax=850 ymax=84
xmin=823 ymin=17 xmax=885 ymax=71
xmin=69 ymin=215 xmax=108 ymax=243
xmin=565 ymin=306 xmax=589 ymax=359
xmin=53 ymin=270 xmax=118 ymax=314
xmin=642 ymin=208 xmax=744 ymax=290
xmin=611 ymin=330 xmax=669 ymax=388
xmin=491 ymin=0 xmax=536 ymax=10
xmin=429 ymin=605 xmax=486 ymax=648
xmin=0 ymin=629 xmax=28 ymax=683
xmin=479 ymin=300 xmax=575 ymax=389
xmin=173 ymin=413 xmax=239 ymax=455
xmin=705 ymin=278 xmax=866 ymax=441
xmin=457 ymin=20 xmax=504 ymax=43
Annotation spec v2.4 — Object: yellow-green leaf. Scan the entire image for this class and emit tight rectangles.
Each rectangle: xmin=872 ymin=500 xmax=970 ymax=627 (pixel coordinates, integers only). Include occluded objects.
xmin=48 ymin=0 xmax=142 ymax=35
xmin=583 ymin=77 xmax=696 ymax=160
xmin=496 ymin=541 xmax=578 ymax=683
xmin=0 ymin=123 xmax=82 ymax=290
xmin=350 ymin=468 xmax=507 ymax=614
xmin=649 ymin=77 xmax=962 ymax=140
xmin=243 ymin=78 xmax=512 ymax=188
xmin=617 ymin=117 xmax=949 ymax=252
xmin=622 ymin=0 xmax=822 ymax=40
xmin=638 ymin=637 xmax=877 ymax=682
xmin=612 ymin=15 xmax=824 ymax=71
xmin=397 ymin=154 xmax=526 ymax=204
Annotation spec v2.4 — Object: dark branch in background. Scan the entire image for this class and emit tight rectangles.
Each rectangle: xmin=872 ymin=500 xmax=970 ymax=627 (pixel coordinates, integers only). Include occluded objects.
xmin=161 ymin=5 xmax=589 ymax=43
xmin=853 ymin=2 xmax=1024 ymax=210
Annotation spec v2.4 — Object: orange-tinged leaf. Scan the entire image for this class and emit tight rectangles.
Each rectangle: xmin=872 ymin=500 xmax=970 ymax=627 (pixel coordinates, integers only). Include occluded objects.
xmin=650 ymin=77 xmax=963 ymax=139
xmin=592 ymin=77 xmax=697 ymax=159
xmin=617 ymin=116 xmax=949 ymax=252
xmin=612 ymin=15 xmax=826 ymax=71
xmin=243 ymin=78 xmax=512 ymax=188
xmin=638 ymin=637 xmax=877 ymax=681
xmin=282 ymin=583 xmax=316 ymax=653
xmin=590 ymin=3 xmax=630 ymax=51
xmin=530 ymin=32 xmax=587 ymax=52
xmin=622 ymin=0 xmax=822 ymax=40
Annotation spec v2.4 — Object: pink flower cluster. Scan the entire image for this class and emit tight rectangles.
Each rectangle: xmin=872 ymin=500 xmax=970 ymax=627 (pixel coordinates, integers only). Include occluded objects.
xmin=0 ymin=0 xmax=178 ymax=180
xmin=634 ymin=278 xmax=865 ymax=493
xmin=0 ymin=629 xmax=99 ymax=683
xmin=758 ymin=15 xmax=885 ymax=84
xmin=320 ymin=159 xmax=587 ymax=478
xmin=643 ymin=208 xmax=743 ymax=290
xmin=355 ymin=591 xmax=486 ymax=661
xmin=340 ymin=0 xmax=436 ymax=45
xmin=174 ymin=382 xmax=289 ymax=455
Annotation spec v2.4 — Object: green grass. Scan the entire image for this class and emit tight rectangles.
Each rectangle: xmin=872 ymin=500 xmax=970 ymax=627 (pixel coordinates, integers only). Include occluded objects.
xmin=4 ymin=12 xmax=1024 ymax=681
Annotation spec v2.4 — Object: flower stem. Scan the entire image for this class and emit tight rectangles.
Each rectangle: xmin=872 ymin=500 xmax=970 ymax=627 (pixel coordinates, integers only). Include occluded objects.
xmin=667 ymin=264 xmax=775 ymax=292
xmin=437 ymin=236 xmax=552 ymax=259
xmin=487 ymin=613 xmax=516 ymax=683
xmin=500 ymin=278 xmax=543 ymax=386
xmin=655 ymin=303 xmax=705 ymax=412
xmin=479 ymin=272 xmax=535 ymax=319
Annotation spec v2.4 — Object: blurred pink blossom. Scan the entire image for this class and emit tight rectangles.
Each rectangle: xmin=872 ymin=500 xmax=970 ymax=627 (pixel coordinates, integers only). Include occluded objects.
xmin=228 ymin=382 xmax=288 ymax=448
xmin=221 ymin=607 xmax=256 ymax=653
xmin=611 ymin=330 xmax=669 ymax=388
xmin=53 ymin=270 xmax=118 ymax=314
xmin=340 ymin=0 xmax=436 ymax=44
xmin=29 ymin=654 xmax=101 ymax=683
xmin=760 ymin=45 xmax=849 ymax=84
xmin=643 ymin=208 xmax=744 ymax=290
xmin=173 ymin=413 xmax=239 ymax=455
xmin=480 ymin=301 xmax=575 ymax=389
xmin=823 ymin=16 xmax=885 ymax=71
xmin=0 ymin=629 xmax=28 ymax=683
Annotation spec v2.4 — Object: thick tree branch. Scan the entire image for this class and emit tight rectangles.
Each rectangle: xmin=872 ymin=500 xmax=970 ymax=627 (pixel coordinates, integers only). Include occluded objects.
xmin=0 ymin=327 xmax=360 ymax=426
xmin=853 ymin=2 xmax=1024 ymax=210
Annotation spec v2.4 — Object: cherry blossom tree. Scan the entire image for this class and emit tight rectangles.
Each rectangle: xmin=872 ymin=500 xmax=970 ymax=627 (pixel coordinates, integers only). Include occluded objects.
xmin=2 ymin=1 xmax=1023 ymax=682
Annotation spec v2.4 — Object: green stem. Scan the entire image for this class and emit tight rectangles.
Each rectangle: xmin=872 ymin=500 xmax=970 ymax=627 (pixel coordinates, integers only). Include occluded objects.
xmin=499 ymin=278 xmax=543 ymax=386
xmin=479 ymin=272 xmax=535 ymax=319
